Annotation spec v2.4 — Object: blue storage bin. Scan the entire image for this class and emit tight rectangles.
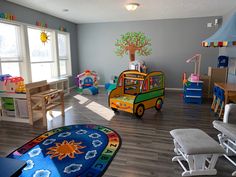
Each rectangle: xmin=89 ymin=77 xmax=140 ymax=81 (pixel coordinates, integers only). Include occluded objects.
xmin=185 ymin=82 xmax=203 ymax=89
xmin=184 ymin=81 xmax=203 ymax=104
xmin=184 ymin=95 xmax=202 ymax=104
xmin=184 ymin=90 xmax=202 ymax=97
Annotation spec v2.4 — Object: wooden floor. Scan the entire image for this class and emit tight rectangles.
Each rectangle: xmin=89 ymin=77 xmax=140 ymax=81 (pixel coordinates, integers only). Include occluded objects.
xmin=0 ymin=90 xmax=235 ymax=177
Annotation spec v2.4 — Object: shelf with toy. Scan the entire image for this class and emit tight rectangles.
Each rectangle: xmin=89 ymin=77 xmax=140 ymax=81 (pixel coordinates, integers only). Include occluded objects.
xmin=0 ymin=76 xmax=69 ymax=124
xmin=183 ymin=54 xmax=204 ymax=104
xmin=0 ymin=74 xmax=29 ymax=123
xmin=0 ymin=93 xmax=29 ymax=123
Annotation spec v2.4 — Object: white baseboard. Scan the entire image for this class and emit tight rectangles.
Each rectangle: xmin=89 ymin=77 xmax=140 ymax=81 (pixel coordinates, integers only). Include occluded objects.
xmin=70 ymin=85 xmax=76 ymax=91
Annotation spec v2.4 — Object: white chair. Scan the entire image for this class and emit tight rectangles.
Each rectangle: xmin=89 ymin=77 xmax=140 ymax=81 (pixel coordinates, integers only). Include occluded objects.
xmin=213 ymin=103 xmax=236 ymax=176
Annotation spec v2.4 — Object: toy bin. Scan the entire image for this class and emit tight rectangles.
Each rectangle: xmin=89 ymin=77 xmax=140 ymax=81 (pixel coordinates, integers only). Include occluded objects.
xmin=1 ymin=97 xmax=15 ymax=111
xmin=184 ymin=82 xmax=203 ymax=104
xmin=3 ymin=103 xmax=15 ymax=111
xmin=6 ymin=110 xmax=15 ymax=117
xmin=184 ymin=95 xmax=202 ymax=104
xmin=1 ymin=97 xmax=14 ymax=104
xmin=15 ymin=99 xmax=28 ymax=118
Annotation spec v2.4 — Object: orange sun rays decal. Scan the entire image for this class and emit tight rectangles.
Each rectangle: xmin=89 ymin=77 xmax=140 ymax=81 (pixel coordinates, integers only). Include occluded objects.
xmin=40 ymin=31 xmax=49 ymax=44
xmin=47 ymin=140 xmax=86 ymax=160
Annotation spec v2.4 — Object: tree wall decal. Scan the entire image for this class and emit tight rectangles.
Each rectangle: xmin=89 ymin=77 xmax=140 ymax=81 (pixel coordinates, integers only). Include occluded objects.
xmin=115 ymin=32 xmax=152 ymax=61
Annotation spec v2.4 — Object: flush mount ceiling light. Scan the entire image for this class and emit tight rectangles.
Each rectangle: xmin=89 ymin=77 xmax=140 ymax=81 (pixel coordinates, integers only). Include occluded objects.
xmin=125 ymin=3 xmax=140 ymax=11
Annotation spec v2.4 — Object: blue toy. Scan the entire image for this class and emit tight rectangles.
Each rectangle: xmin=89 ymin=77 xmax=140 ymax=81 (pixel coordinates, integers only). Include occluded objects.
xmin=105 ymin=75 xmax=118 ymax=94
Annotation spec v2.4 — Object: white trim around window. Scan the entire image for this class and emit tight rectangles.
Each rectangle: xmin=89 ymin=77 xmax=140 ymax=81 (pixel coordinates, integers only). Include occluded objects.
xmin=0 ymin=19 xmax=72 ymax=83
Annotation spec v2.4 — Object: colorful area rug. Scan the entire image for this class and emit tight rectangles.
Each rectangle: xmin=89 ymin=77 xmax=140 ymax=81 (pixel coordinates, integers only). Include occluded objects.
xmin=7 ymin=124 xmax=121 ymax=177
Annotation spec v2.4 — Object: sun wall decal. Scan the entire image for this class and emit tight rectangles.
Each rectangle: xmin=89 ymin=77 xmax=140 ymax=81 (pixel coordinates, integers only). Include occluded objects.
xmin=40 ymin=31 xmax=49 ymax=44
xmin=47 ymin=140 xmax=86 ymax=160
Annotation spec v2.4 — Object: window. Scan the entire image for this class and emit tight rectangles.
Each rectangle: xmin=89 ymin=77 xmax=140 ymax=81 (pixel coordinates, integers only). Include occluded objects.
xmin=57 ymin=32 xmax=71 ymax=76
xmin=0 ymin=22 xmax=22 ymax=76
xmin=0 ymin=20 xmax=72 ymax=83
xmin=28 ymin=27 xmax=57 ymax=81
xmin=149 ymin=75 xmax=164 ymax=90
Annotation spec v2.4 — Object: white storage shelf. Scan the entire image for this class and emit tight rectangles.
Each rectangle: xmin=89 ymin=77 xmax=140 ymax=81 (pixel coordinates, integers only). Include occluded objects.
xmin=0 ymin=77 xmax=70 ymax=123
xmin=0 ymin=93 xmax=29 ymax=123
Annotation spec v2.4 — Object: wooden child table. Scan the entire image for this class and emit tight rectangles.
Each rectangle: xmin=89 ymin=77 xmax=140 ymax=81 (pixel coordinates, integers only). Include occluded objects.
xmin=214 ymin=82 xmax=236 ymax=104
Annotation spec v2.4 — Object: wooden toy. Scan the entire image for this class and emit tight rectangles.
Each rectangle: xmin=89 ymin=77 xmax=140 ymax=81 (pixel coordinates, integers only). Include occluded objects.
xmin=75 ymin=70 xmax=99 ymax=95
xmin=109 ymin=70 xmax=165 ymax=118
xmin=25 ymin=80 xmax=64 ymax=126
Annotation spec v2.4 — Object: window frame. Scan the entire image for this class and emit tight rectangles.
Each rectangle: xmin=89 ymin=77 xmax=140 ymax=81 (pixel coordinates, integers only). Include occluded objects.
xmin=0 ymin=20 xmax=24 ymax=77
xmin=27 ymin=26 xmax=58 ymax=81
xmin=56 ymin=31 xmax=72 ymax=77
xmin=0 ymin=19 xmax=72 ymax=83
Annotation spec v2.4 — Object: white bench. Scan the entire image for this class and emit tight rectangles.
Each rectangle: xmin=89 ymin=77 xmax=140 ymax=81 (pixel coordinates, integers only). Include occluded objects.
xmin=170 ymin=128 xmax=224 ymax=176
xmin=213 ymin=103 xmax=236 ymax=176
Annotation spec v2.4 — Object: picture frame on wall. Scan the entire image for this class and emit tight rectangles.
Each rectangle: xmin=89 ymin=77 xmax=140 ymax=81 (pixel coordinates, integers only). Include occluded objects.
xmin=229 ymin=58 xmax=236 ymax=75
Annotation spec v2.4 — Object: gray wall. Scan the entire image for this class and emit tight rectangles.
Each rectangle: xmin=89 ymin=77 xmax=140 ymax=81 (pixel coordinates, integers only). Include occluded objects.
xmin=0 ymin=0 xmax=78 ymax=86
xmin=78 ymin=17 xmax=220 ymax=88
xmin=219 ymin=8 xmax=236 ymax=83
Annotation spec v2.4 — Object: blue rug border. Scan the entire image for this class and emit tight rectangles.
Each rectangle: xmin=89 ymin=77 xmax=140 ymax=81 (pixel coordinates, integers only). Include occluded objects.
xmin=6 ymin=124 xmax=122 ymax=177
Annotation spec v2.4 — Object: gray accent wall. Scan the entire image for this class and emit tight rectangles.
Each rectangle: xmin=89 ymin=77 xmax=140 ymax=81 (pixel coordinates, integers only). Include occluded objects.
xmin=0 ymin=0 xmax=78 ymax=86
xmin=78 ymin=17 xmax=220 ymax=88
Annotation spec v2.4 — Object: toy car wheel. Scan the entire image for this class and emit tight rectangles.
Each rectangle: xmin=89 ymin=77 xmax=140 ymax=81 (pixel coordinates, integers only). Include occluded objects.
xmin=155 ymin=99 xmax=163 ymax=111
xmin=111 ymin=108 xmax=118 ymax=113
xmin=135 ymin=104 xmax=145 ymax=118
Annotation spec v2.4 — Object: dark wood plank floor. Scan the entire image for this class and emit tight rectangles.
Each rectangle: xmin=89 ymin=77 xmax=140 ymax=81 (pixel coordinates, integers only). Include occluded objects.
xmin=0 ymin=90 xmax=234 ymax=177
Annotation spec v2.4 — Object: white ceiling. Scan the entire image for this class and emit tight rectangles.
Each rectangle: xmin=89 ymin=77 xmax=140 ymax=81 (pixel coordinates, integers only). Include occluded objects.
xmin=7 ymin=0 xmax=236 ymax=24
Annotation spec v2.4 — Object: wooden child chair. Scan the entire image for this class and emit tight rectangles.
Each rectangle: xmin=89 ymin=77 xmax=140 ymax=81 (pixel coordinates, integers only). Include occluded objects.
xmin=214 ymin=88 xmax=225 ymax=118
xmin=211 ymin=86 xmax=219 ymax=110
xmin=25 ymin=80 xmax=65 ymax=126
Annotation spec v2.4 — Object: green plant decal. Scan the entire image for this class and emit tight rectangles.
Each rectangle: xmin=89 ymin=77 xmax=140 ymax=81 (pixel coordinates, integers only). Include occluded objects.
xmin=115 ymin=32 xmax=152 ymax=61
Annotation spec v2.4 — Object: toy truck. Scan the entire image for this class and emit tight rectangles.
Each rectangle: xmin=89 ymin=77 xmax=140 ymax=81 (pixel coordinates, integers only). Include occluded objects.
xmin=109 ymin=70 xmax=165 ymax=118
